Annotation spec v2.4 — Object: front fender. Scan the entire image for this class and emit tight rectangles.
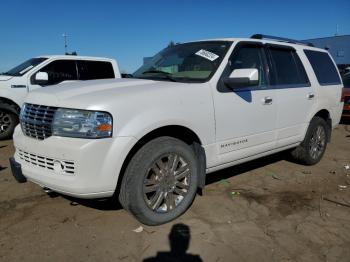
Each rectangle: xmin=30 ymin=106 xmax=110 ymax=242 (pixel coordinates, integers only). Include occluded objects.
xmin=0 ymin=102 xmax=18 ymax=114
xmin=116 ymin=108 xmax=209 ymax=145
xmin=0 ymin=87 xmax=26 ymax=111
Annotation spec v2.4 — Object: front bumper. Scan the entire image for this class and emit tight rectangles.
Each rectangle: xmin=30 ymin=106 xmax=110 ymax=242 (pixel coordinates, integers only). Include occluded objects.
xmin=12 ymin=126 xmax=137 ymax=199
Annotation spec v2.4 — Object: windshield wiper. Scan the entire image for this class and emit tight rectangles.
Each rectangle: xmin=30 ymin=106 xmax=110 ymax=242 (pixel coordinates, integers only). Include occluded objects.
xmin=142 ymin=70 xmax=171 ymax=75
xmin=142 ymin=70 xmax=177 ymax=82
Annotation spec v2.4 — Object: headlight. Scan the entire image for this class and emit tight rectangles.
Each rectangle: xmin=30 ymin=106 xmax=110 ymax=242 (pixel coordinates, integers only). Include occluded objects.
xmin=52 ymin=108 xmax=113 ymax=138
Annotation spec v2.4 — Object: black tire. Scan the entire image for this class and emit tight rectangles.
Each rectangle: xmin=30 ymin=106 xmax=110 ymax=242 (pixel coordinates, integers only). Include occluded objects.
xmin=290 ymin=117 xmax=329 ymax=165
xmin=119 ymin=137 xmax=198 ymax=225
xmin=0 ymin=108 xmax=18 ymax=140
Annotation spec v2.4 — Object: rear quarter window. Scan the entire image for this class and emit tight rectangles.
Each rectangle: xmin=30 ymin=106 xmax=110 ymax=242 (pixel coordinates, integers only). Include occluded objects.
xmin=304 ymin=50 xmax=341 ymax=86
xmin=78 ymin=61 xmax=115 ymax=80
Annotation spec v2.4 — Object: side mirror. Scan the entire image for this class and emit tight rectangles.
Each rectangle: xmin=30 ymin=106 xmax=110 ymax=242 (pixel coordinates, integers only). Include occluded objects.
xmin=224 ymin=68 xmax=259 ymax=89
xmin=34 ymin=72 xmax=49 ymax=85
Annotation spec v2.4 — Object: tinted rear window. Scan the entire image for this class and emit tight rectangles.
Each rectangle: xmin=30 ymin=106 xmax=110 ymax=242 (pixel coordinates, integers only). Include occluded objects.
xmin=78 ymin=61 xmax=115 ymax=80
xmin=269 ymin=48 xmax=309 ymax=86
xmin=304 ymin=50 xmax=341 ymax=85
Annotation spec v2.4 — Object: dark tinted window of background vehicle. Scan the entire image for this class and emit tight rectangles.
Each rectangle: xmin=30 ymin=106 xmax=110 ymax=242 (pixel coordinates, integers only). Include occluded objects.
xmin=269 ymin=47 xmax=309 ymax=86
xmin=304 ymin=50 xmax=341 ymax=85
xmin=35 ymin=60 xmax=78 ymax=85
xmin=78 ymin=61 xmax=115 ymax=80
xmin=342 ymin=73 xmax=350 ymax=87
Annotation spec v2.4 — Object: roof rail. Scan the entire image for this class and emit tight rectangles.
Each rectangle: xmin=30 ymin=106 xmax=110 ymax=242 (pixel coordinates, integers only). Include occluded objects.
xmin=251 ymin=34 xmax=314 ymax=47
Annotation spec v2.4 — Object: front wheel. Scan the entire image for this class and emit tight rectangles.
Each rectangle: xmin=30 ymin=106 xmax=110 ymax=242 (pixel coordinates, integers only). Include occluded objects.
xmin=290 ymin=117 xmax=329 ymax=165
xmin=119 ymin=137 xmax=198 ymax=225
xmin=0 ymin=110 xmax=18 ymax=140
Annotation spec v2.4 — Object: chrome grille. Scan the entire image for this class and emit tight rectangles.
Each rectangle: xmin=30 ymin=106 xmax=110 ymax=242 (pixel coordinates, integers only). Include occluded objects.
xmin=17 ymin=149 xmax=75 ymax=175
xmin=20 ymin=103 xmax=57 ymax=140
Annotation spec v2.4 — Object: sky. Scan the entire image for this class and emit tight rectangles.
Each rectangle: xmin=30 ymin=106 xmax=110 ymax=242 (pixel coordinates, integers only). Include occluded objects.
xmin=0 ymin=0 xmax=349 ymax=73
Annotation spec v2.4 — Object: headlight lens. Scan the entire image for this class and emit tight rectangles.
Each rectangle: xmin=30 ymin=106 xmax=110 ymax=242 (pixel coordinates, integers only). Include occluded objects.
xmin=52 ymin=108 xmax=113 ymax=138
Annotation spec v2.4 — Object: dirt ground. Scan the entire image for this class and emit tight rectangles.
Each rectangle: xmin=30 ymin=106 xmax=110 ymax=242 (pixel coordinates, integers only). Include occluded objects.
xmin=0 ymin=124 xmax=350 ymax=262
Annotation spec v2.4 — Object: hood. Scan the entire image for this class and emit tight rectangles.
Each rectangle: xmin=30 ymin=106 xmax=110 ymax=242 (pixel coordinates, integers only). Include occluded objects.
xmin=25 ymin=78 xmax=185 ymax=109
xmin=0 ymin=75 xmax=13 ymax=81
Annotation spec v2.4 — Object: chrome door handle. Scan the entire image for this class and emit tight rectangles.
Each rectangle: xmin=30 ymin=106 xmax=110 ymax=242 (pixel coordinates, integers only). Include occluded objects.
xmin=307 ymin=93 xmax=315 ymax=100
xmin=263 ymin=96 xmax=273 ymax=105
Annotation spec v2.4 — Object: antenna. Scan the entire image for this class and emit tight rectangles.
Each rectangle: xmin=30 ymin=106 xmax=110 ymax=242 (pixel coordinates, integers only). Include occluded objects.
xmin=62 ymin=33 xmax=68 ymax=54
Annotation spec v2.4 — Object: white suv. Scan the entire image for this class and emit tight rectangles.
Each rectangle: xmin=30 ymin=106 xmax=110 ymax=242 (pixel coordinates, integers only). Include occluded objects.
xmin=0 ymin=55 xmax=121 ymax=139
xmin=10 ymin=35 xmax=343 ymax=225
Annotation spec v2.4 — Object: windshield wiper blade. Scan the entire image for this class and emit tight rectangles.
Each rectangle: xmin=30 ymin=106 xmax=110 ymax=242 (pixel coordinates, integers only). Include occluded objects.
xmin=142 ymin=70 xmax=171 ymax=75
xmin=142 ymin=70 xmax=177 ymax=82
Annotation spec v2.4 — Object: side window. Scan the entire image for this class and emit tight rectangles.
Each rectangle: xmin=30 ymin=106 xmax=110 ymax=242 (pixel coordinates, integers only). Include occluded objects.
xmin=217 ymin=44 xmax=267 ymax=92
xmin=77 ymin=61 xmax=115 ymax=80
xmin=33 ymin=60 xmax=78 ymax=85
xmin=268 ymin=47 xmax=309 ymax=86
xmin=228 ymin=45 xmax=267 ymax=87
xmin=304 ymin=50 xmax=341 ymax=85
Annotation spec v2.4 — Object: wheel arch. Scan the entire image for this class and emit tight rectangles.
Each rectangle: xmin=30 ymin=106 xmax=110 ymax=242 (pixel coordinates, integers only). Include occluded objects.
xmin=115 ymin=125 xmax=207 ymax=199
xmin=0 ymin=97 xmax=21 ymax=115
xmin=312 ymin=109 xmax=332 ymax=142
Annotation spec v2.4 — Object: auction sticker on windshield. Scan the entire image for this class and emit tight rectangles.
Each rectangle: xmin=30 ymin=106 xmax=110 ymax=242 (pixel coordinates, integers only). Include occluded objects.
xmin=195 ymin=49 xmax=219 ymax=61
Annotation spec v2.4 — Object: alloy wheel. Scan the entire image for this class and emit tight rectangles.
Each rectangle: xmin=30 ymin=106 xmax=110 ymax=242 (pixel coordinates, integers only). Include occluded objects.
xmin=0 ymin=111 xmax=12 ymax=134
xmin=309 ymin=125 xmax=326 ymax=160
xmin=143 ymin=153 xmax=191 ymax=213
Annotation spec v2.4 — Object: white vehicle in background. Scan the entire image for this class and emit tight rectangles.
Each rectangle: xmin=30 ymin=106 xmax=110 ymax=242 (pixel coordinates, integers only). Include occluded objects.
xmin=0 ymin=55 xmax=121 ymax=139
xmin=11 ymin=35 xmax=343 ymax=225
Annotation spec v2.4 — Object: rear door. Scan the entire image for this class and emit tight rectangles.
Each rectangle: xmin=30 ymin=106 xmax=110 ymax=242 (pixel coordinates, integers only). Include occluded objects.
xmin=266 ymin=45 xmax=314 ymax=147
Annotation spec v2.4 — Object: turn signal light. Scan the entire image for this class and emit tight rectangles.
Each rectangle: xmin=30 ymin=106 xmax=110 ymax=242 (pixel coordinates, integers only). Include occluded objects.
xmin=97 ymin=123 xmax=112 ymax=132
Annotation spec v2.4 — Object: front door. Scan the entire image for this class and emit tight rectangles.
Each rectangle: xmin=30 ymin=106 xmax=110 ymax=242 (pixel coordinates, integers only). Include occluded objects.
xmin=28 ymin=60 xmax=78 ymax=90
xmin=213 ymin=42 xmax=277 ymax=165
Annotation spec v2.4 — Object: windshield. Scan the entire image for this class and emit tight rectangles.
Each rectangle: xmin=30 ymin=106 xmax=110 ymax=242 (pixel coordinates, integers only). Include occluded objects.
xmin=133 ymin=41 xmax=232 ymax=82
xmin=2 ymin=58 xmax=47 ymax=76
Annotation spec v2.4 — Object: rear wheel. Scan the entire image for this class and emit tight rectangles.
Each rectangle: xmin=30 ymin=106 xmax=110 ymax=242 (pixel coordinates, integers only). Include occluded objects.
xmin=0 ymin=110 xmax=18 ymax=140
xmin=290 ymin=117 xmax=328 ymax=165
xmin=119 ymin=137 xmax=198 ymax=225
